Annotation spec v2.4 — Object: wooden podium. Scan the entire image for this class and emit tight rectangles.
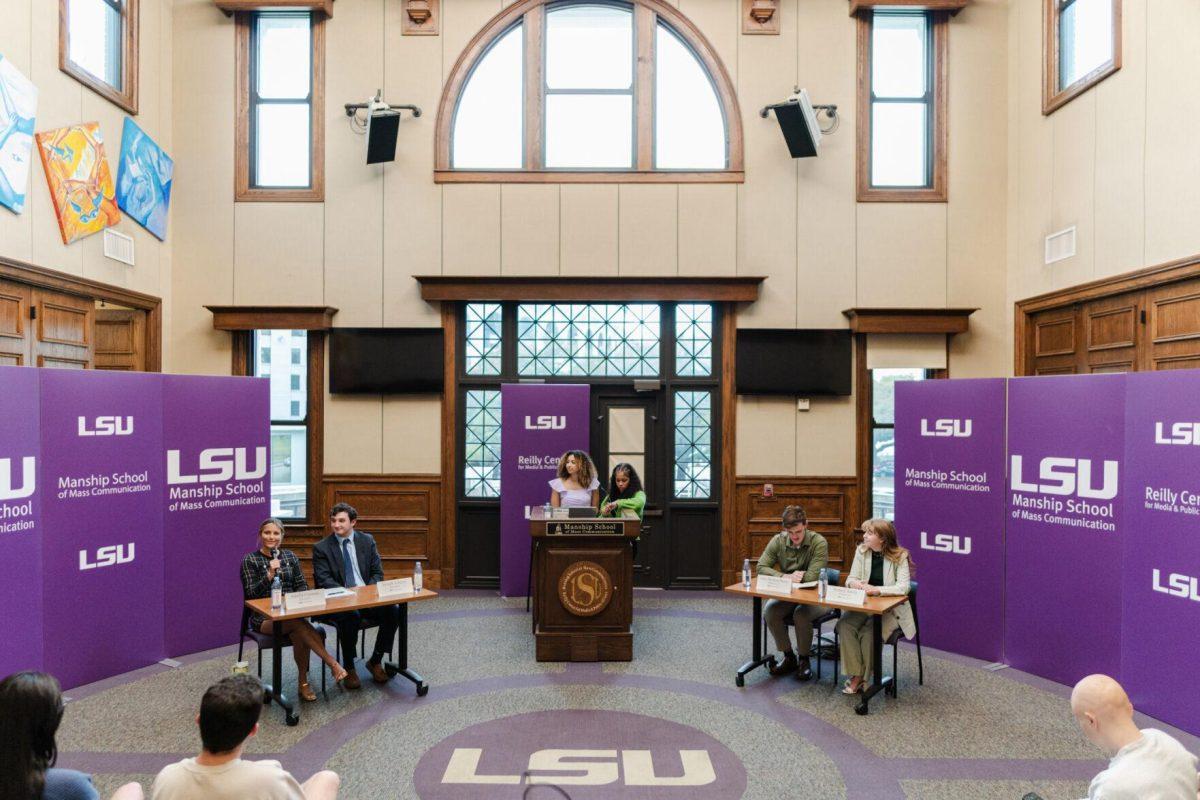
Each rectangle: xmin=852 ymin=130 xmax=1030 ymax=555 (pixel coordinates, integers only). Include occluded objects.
xmin=530 ymin=508 xmax=639 ymax=661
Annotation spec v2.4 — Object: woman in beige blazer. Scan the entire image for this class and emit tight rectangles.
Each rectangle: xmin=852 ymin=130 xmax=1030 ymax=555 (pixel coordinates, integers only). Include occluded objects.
xmin=837 ymin=518 xmax=916 ymax=694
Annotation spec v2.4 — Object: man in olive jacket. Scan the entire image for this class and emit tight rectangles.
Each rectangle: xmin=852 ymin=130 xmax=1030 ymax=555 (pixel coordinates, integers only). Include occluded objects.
xmin=756 ymin=505 xmax=829 ymax=681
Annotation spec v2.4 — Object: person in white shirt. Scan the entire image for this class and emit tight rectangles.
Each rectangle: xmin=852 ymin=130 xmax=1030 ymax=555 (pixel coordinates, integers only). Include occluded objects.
xmin=150 ymin=676 xmax=338 ymax=800
xmin=1070 ymin=674 xmax=1199 ymax=800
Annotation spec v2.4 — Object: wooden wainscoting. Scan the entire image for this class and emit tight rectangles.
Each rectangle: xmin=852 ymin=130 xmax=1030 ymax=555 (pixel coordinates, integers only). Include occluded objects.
xmin=727 ymin=476 xmax=859 ymax=585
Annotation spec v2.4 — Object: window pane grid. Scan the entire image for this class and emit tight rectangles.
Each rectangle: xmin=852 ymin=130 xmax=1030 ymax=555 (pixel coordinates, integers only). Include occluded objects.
xmin=253 ymin=330 xmax=309 ymax=519
xmin=869 ymin=10 xmax=933 ymax=189
xmin=516 ymin=303 xmax=661 ymax=376
xmin=465 ymin=303 xmax=504 ymax=375
xmin=249 ymin=11 xmax=313 ymax=189
xmin=674 ymin=390 xmax=712 ymax=499
xmin=67 ymin=0 xmax=125 ymax=90
xmin=674 ymin=303 xmax=713 ymax=376
xmin=1057 ymin=0 xmax=1113 ymax=90
xmin=464 ymin=390 xmax=503 ymax=497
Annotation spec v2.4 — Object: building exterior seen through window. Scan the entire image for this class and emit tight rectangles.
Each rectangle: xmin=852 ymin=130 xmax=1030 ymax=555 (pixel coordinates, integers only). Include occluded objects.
xmin=870 ymin=367 xmax=927 ymax=519
xmin=252 ymin=330 xmax=308 ymax=518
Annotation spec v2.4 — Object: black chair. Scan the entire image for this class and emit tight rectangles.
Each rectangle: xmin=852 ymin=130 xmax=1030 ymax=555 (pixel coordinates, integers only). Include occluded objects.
xmin=237 ymin=607 xmax=327 ymax=697
xmin=323 ymin=614 xmax=397 ymax=668
xmin=833 ymin=579 xmax=923 ymax=693
xmin=760 ymin=567 xmax=842 ymax=679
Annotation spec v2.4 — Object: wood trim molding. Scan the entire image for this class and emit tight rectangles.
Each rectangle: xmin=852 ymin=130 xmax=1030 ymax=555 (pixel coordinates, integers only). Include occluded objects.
xmin=215 ymin=0 xmax=334 ymax=16
xmin=843 ymin=307 xmax=976 ymax=334
xmin=417 ymin=276 xmax=765 ymax=303
xmin=1042 ymin=0 xmax=1121 ymax=116
xmin=440 ymin=304 xmax=458 ymax=585
xmin=235 ymin=11 xmax=326 ymax=202
xmin=0 ymin=254 xmax=161 ymax=371
xmin=853 ymin=334 xmax=871 ymax=526
xmin=719 ymin=305 xmax=738 ymax=594
xmin=856 ymin=10 xmax=948 ymax=203
xmin=849 ymin=0 xmax=967 ymax=14
xmin=206 ymin=305 xmax=339 ymax=330
xmin=59 ymin=0 xmax=139 ymax=114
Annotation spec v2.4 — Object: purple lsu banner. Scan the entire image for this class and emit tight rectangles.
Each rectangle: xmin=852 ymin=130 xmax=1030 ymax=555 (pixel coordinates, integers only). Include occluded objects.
xmin=39 ymin=371 xmax=165 ymax=689
xmin=1121 ymin=371 xmax=1200 ymax=731
xmin=499 ymin=383 xmax=590 ymax=597
xmin=1005 ymin=374 xmax=1124 ymax=686
xmin=163 ymin=375 xmax=270 ymax=655
xmin=0 ymin=367 xmax=43 ymax=678
xmin=895 ymin=379 xmax=1006 ymax=662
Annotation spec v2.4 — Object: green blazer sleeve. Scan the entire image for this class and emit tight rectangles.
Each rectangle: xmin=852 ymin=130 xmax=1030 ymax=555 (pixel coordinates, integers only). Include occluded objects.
xmin=614 ymin=491 xmax=646 ymax=518
xmin=755 ymin=534 xmax=782 ymax=577
xmin=800 ymin=534 xmax=828 ymax=583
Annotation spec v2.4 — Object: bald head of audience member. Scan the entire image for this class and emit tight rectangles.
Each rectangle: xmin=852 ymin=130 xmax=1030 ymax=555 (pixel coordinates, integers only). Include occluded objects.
xmin=1071 ymin=674 xmax=1143 ymax=756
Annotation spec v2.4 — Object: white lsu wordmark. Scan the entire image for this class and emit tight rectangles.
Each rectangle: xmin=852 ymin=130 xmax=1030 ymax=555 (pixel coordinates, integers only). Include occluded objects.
xmin=166 ymin=447 xmax=267 ymax=484
xmin=1152 ymin=569 xmax=1200 ymax=602
xmin=1155 ymin=422 xmax=1200 ymax=446
xmin=0 ymin=456 xmax=36 ymax=501
xmin=525 ymin=415 xmax=566 ymax=431
xmin=920 ymin=419 xmax=972 ymax=438
xmin=441 ymin=749 xmax=716 ymax=786
xmin=920 ymin=531 xmax=972 ymax=555
xmin=1010 ymin=456 xmax=1119 ymax=500
xmin=77 ymin=416 xmax=134 ymax=437
xmin=79 ymin=543 xmax=135 ymax=570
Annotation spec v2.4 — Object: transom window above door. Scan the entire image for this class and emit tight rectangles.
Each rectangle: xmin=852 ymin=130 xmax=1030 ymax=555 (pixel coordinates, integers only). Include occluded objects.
xmin=435 ymin=0 xmax=744 ymax=182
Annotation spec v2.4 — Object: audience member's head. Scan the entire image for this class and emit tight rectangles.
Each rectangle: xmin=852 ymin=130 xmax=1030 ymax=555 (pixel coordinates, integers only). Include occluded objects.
xmin=1070 ymin=674 xmax=1140 ymax=755
xmin=198 ymin=676 xmax=264 ymax=755
xmin=0 ymin=671 xmax=66 ymax=800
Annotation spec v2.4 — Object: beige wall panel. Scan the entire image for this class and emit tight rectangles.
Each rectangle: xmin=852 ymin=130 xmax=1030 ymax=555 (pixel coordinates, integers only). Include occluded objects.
xmin=0 ymin=0 xmax=33 ymax=263
xmin=678 ymin=0 xmax=737 ymax=85
xmin=795 ymin=396 xmax=854 ymax=477
xmin=1092 ymin=0 xmax=1145 ymax=279
xmin=1144 ymin=0 xmax=1200 ymax=266
xmin=1002 ymin=0 xmax=1020 ymax=374
xmin=737 ymin=0 xmax=797 ymax=327
xmin=501 ymin=184 xmax=560 ymax=275
xmin=325 ymin=0 xmax=385 ymax=326
xmin=560 ymin=185 xmax=618 ymax=276
xmin=383 ymin=0 xmax=441 ymax=326
xmin=947 ymin=0 xmax=1008 ymax=379
xmin=1011 ymin=0 xmax=1054 ymax=305
xmin=1048 ymin=93 xmax=1095 ymax=290
xmin=444 ymin=0 xmax=503 ymax=77
xmin=736 ymin=395 xmax=796 ymax=475
xmin=856 ymin=204 xmax=947 ymax=308
xmin=234 ymin=203 xmax=325 ymax=304
xmin=618 ymin=184 xmax=678 ymax=276
xmin=794 ymin=0 xmax=855 ymax=328
xmin=443 ymin=185 xmax=501 ymax=275
xmin=324 ymin=392 xmax=384 ymax=473
xmin=383 ymin=396 xmax=442 ymax=473
xmin=678 ymin=185 xmax=736 ymax=276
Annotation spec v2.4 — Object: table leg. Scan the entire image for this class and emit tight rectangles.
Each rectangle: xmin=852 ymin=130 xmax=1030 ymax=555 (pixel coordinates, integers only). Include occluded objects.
xmin=387 ymin=603 xmax=428 ymax=697
xmin=855 ymin=613 xmax=893 ymax=716
xmin=735 ymin=595 xmax=776 ymax=687
xmin=266 ymin=624 xmax=298 ymax=726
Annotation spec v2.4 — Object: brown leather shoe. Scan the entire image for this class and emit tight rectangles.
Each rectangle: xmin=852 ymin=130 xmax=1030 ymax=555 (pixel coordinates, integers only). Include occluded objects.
xmin=342 ymin=670 xmax=362 ymax=690
xmin=367 ymin=659 xmax=390 ymax=684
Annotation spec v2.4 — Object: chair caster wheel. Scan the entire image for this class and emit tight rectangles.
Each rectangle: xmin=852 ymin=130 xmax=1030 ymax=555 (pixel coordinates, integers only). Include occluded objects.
xmin=417 ymin=683 xmax=429 ymax=697
xmin=854 ymin=702 xmax=868 ymax=716
xmin=735 ymin=675 xmax=745 ymax=687
xmin=285 ymin=712 xmax=300 ymax=727
xmin=263 ymin=691 xmax=272 ymax=706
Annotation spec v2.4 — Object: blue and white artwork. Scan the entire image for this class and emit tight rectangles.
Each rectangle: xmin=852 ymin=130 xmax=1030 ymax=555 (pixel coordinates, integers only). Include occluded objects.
xmin=0 ymin=53 xmax=38 ymax=214
xmin=115 ymin=117 xmax=173 ymax=240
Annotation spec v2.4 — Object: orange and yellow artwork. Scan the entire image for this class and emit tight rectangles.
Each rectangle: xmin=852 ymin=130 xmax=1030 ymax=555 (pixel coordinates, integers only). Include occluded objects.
xmin=35 ymin=122 xmax=121 ymax=244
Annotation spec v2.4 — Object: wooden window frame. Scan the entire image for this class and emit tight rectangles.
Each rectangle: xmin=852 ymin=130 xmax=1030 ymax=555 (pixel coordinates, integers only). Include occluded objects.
xmin=856 ymin=9 xmax=948 ymax=203
xmin=235 ymin=10 xmax=326 ymax=202
xmin=1042 ymin=0 xmax=1121 ymax=116
xmin=59 ymin=0 xmax=140 ymax=115
xmin=434 ymin=0 xmax=744 ymax=184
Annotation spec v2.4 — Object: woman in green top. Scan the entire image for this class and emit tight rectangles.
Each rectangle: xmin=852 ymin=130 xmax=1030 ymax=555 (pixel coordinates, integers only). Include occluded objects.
xmin=599 ymin=462 xmax=646 ymax=519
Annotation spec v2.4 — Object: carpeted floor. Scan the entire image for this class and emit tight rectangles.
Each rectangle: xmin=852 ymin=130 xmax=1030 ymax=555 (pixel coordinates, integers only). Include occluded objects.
xmin=54 ymin=590 xmax=1199 ymax=800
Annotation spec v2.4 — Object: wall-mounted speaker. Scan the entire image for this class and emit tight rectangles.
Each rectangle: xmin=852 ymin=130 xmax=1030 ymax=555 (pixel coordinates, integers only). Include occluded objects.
xmin=366 ymin=109 xmax=401 ymax=164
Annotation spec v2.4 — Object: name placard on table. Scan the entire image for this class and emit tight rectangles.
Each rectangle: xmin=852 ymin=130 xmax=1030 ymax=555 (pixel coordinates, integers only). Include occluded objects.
xmin=824 ymin=585 xmax=867 ymax=606
xmin=546 ymin=520 xmax=625 ymax=536
xmin=284 ymin=589 xmax=327 ymax=612
xmin=754 ymin=575 xmax=794 ymax=595
xmin=376 ymin=577 xmax=415 ymax=598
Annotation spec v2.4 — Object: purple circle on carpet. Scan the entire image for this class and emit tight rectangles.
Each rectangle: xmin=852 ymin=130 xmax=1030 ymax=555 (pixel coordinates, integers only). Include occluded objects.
xmin=412 ymin=709 xmax=748 ymax=799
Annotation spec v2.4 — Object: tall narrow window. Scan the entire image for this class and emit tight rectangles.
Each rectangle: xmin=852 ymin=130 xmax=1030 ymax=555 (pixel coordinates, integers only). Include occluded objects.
xmin=675 ymin=304 xmax=713 ymax=376
xmin=857 ymin=10 xmax=946 ymax=202
xmin=1044 ymin=0 xmax=1120 ymax=114
xmin=464 ymin=390 xmax=502 ymax=498
xmin=236 ymin=11 xmax=325 ymax=201
xmin=674 ymin=390 xmax=712 ymax=499
xmin=253 ymin=330 xmax=309 ymax=519
xmin=465 ymin=303 xmax=503 ymax=375
xmin=869 ymin=368 xmax=927 ymax=520
xmin=60 ymin=0 xmax=139 ymax=114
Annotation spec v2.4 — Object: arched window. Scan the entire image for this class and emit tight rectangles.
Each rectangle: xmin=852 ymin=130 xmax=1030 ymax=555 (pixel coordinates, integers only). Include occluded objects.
xmin=435 ymin=0 xmax=743 ymax=183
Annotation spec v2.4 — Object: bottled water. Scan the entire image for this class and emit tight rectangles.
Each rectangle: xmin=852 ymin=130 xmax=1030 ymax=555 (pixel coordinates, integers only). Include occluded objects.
xmin=270 ymin=572 xmax=282 ymax=612
xmin=413 ymin=561 xmax=424 ymax=592
xmin=818 ymin=570 xmax=828 ymax=600
xmin=742 ymin=558 xmax=752 ymax=589
xmin=542 ymin=502 xmax=552 ymax=517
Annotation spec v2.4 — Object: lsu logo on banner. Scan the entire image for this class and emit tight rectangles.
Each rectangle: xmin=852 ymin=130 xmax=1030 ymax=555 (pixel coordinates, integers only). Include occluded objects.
xmin=77 ymin=416 xmax=134 ymax=437
xmin=79 ymin=543 xmax=136 ymax=570
xmin=1152 ymin=569 xmax=1200 ymax=602
xmin=1010 ymin=456 xmax=1119 ymax=499
xmin=920 ymin=419 xmax=972 ymax=438
xmin=920 ymin=531 xmax=972 ymax=555
xmin=167 ymin=447 xmax=267 ymax=484
xmin=1155 ymin=422 xmax=1200 ymax=446
xmin=441 ymin=749 xmax=716 ymax=787
xmin=0 ymin=456 xmax=36 ymax=501
xmin=525 ymin=415 xmax=566 ymax=431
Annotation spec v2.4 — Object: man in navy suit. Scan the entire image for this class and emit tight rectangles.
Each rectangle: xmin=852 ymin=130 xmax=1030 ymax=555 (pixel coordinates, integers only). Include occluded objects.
xmin=312 ymin=502 xmax=399 ymax=689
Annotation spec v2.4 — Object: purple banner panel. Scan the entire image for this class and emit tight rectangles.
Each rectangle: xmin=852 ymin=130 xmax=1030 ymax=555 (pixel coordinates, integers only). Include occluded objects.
xmin=499 ymin=384 xmax=590 ymax=597
xmin=1122 ymin=371 xmax=1200 ymax=735
xmin=895 ymin=378 xmax=1007 ymax=663
xmin=39 ymin=370 xmax=165 ymax=689
xmin=162 ymin=375 xmax=269 ymax=656
xmin=0 ymin=366 xmax=44 ymax=677
xmin=1005 ymin=374 xmax=1124 ymax=686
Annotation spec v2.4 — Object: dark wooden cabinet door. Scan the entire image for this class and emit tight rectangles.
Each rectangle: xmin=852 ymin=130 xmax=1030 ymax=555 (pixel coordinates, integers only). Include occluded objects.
xmin=95 ymin=309 xmax=147 ymax=371
xmin=32 ymin=288 xmax=93 ymax=369
xmin=1026 ymin=306 xmax=1080 ymax=375
xmin=0 ymin=279 xmax=32 ymax=367
xmin=1145 ymin=279 xmax=1200 ymax=371
xmin=1083 ymin=292 xmax=1140 ymax=374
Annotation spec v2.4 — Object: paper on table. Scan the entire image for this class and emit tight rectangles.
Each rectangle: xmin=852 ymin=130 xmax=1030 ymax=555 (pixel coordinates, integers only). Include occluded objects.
xmin=793 ymin=581 xmax=818 ymax=589
xmin=324 ymin=587 xmax=353 ymax=598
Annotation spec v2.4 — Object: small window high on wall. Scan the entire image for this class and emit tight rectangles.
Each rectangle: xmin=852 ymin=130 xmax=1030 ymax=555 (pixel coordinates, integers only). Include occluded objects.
xmin=60 ymin=0 xmax=139 ymax=114
xmin=235 ymin=10 xmax=325 ymax=201
xmin=1043 ymin=0 xmax=1121 ymax=115
xmin=436 ymin=0 xmax=743 ymax=182
xmin=856 ymin=9 xmax=947 ymax=202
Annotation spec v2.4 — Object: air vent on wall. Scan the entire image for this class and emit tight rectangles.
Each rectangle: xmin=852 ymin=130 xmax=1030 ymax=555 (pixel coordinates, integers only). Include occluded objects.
xmin=103 ymin=229 xmax=135 ymax=266
xmin=1044 ymin=226 xmax=1076 ymax=265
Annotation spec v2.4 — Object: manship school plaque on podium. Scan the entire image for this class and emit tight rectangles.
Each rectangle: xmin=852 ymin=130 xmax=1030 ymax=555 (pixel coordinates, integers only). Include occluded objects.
xmin=530 ymin=508 xmax=639 ymax=661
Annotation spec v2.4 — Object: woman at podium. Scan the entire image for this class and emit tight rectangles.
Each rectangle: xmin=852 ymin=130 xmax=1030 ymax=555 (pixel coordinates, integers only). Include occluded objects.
xmin=240 ymin=518 xmax=348 ymax=700
xmin=599 ymin=463 xmax=645 ymax=519
xmin=548 ymin=450 xmax=600 ymax=509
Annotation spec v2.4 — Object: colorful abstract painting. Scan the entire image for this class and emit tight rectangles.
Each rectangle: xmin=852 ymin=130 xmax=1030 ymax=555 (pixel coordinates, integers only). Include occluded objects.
xmin=0 ymin=53 xmax=38 ymax=214
xmin=116 ymin=117 xmax=173 ymax=241
xmin=35 ymin=122 xmax=121 ymax=244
